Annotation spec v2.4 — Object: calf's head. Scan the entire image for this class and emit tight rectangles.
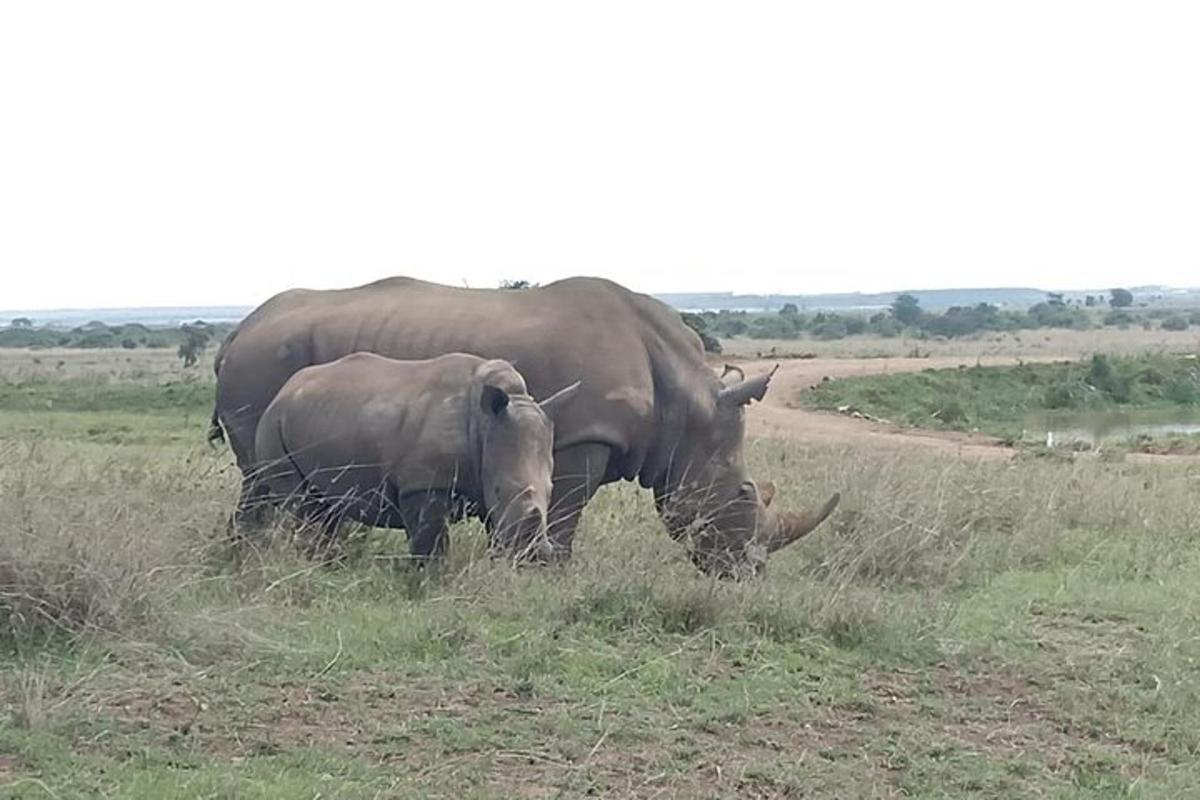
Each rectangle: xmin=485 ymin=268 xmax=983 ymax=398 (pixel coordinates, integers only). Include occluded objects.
xmin=471 ymin=360 xmax=580 ymax=561
xmin=656 ymin=365 xmax=840 ymax=579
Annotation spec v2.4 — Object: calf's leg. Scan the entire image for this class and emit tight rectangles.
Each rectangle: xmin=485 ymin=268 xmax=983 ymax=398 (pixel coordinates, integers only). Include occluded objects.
xmin=399 ymin=490 xmax=452 ymax=564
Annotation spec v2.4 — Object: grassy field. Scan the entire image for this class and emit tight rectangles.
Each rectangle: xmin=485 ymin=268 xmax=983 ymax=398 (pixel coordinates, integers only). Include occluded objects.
xmin=801 ymin=353 xmax=1200 ymax=443
xmin=4 ymin=352 xmax=1200 ymax=797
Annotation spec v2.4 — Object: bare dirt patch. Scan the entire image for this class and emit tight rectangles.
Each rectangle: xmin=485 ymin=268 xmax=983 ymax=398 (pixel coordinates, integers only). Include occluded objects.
xmin=729 ymin=355 xmax=1199 ymax=463
xmin=736 ymin=355 xmax=1036 ymax=459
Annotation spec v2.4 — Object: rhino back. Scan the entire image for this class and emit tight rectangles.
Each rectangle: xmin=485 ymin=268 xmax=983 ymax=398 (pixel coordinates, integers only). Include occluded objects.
xmin=220 ymin=277 xmax=715 ymax=481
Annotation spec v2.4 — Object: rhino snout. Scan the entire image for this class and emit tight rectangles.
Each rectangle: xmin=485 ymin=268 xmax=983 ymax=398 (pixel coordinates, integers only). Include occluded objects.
xmin=492 ymin=494 xmax=551 ymax=563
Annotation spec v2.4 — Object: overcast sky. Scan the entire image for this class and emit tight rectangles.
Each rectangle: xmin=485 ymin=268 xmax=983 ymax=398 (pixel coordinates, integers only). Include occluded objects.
xmin=2 ymin=2 xmax=1197 ymax=310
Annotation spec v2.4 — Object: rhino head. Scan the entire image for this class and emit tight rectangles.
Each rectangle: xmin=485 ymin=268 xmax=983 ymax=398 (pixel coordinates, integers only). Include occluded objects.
xmin=655 ymin=364 xmax=840 ymax=579
xmin=471 ymin=360 xmax=580 ymax=562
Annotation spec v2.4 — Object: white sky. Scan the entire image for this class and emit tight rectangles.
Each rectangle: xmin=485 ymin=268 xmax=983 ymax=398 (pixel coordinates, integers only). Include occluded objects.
xmin=2 ymin=2 xmax=1198 ymax=310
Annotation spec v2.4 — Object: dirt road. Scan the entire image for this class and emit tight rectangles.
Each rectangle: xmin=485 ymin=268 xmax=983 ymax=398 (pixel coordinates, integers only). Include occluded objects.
xmin=734 ymin=355 xmax=1048 ymax=459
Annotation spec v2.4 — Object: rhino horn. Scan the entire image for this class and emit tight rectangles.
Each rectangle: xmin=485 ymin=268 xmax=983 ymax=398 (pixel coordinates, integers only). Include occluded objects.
xmin=765 ymin=493 xmax=840 ymax=553
xmin=538 ymin=380 xmax=582 ymax=417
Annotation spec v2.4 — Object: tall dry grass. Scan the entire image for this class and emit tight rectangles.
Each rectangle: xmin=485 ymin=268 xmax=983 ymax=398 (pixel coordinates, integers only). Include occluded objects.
xmin=2 ymin=430 xmax=1198 ymax=656
xmin=0 ymin=439 xmax=234 ymax=643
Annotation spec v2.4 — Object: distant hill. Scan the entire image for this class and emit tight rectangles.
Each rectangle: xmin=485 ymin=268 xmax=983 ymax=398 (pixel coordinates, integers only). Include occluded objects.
xmin=0 ymin=306 xmax=253 ymax=329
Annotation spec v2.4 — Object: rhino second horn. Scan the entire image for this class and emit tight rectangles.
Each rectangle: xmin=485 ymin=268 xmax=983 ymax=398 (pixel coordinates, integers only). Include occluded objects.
xmin=720 ymin=363 xmax=745 ymax=385
xmin=765 ymin=492 xmax=841 ymax=553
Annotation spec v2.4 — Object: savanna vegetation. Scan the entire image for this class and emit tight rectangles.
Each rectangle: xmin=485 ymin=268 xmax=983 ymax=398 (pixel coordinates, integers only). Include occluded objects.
xmin=802 ymin=353 xmax=1200 ymax=443
xmin=3 ymin=350 xmax=1200 ymax=797
xmin=0 ymin=320 xmax=233 ymax=360
xmin=682 ymin=291 xmax=1200 ymax=353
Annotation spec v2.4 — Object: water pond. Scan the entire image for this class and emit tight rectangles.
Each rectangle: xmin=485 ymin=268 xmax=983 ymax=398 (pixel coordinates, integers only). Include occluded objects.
xmin=1023 ymin=407 xmax=1200 ymax=447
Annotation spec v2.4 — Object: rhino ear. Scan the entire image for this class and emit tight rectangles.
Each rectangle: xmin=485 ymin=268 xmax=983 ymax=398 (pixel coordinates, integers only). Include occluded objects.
xmin=538 ymin=381 xmax=581 ymax=420
xmin=481 ymin=384 xmax=510 ymax=417
xmin=718 ymin=364 xmax=779 ymax=408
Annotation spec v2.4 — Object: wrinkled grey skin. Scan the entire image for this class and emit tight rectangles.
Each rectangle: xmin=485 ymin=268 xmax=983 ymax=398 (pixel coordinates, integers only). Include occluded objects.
xmin=212 ymin=276 xmax=838 ymax=578
xmin=252 ymin=352 xmax=578 ymax=561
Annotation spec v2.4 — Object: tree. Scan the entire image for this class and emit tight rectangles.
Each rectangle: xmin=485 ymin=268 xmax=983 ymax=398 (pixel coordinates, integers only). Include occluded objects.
xmin=779 ymin=303 xmax=799 ymax=316
xmin=499 ymin=279 xmax=533 ymax=290
xmin=10 ymin=317 xmax=32 ymax=328
xmin=1084 ymin=295 xmax=1096 ymax=307
xmin=891 ymin=294 xmax=922 ymax=326
xmin=680 ymin=313 xmax=722 ymax=353
xmin=1046 ymin=292 xmax=1064 ymax=306
xmin=1109 ymin=288 xmax=1133 ymax=308
xmin=177 ymin=324 xmax=211 ymax=368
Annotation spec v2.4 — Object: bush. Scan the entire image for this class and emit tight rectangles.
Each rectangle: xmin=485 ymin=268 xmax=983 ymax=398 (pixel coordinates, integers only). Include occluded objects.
xmin=680 ymin=313 xmax=722 ymax=353
xmin=1086 ymin=354 xmax=1132 ymax=403
xmin=748 ymin=315 xmax=800 ymax=340
xmin=1164 ymin=380 xmax=1199 ymax=405
xmin=1162 ymin=315 xmax=1189 ymax=331
xmin=812 ymin=321 xmax=848 ymax=340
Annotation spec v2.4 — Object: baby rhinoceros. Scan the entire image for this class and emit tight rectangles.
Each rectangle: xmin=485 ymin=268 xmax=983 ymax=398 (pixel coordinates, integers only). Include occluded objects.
xmin=252 ymin=352 xmax=580 ymax=563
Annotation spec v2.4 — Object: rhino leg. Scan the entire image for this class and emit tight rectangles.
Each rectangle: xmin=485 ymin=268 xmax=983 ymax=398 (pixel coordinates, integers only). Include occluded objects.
xmin=399 ymin=490 xmax=452 ymax=564
xmin=546 ymin=443 xmax=612 ymax=561
xmin=229 ymin=473 xmax=274 ymax=541
xmin=292 ymin=498 xmax=347 ymax=564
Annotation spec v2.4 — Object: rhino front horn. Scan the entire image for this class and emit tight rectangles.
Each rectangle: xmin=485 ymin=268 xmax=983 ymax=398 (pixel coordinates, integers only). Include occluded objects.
xmin=765 ymin=493 xmax=841 ymax=553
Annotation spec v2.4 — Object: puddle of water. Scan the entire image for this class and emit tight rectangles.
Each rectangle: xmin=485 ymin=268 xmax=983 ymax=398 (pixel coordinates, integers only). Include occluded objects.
xmin=1024 ymin=407 xmax=1200 ymax=447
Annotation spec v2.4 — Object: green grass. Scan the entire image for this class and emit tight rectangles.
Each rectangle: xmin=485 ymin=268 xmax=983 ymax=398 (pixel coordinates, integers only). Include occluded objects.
xmin=802 ymin=353 xmax=1200 ymax=439
xmin=0 ymin=375 xmax=214 ymax=416
xmin=4 ymin=363 xmax=1200 ymax=797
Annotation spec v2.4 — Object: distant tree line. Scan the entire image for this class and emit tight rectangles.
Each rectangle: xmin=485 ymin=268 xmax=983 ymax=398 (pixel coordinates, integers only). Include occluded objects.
xmin=681 ymin=288 xmax=1200 ymax=350
xmin=0 ymin=320 xmax=237 ymax=365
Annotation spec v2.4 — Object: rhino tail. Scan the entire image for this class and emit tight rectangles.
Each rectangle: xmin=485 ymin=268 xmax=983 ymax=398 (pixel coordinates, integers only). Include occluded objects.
xmin=207 ymin=325 xmax=239 ymax=447
xmin=208 ymin=402 xmax=225 ymax=446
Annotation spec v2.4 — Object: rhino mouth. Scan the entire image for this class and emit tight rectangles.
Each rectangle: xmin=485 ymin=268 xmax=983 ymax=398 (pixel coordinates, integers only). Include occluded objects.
xmin=489 ymin=508 xmax=552 ymax=563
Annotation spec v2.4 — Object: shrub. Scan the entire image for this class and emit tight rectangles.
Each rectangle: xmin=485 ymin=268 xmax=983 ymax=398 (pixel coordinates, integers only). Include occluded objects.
xmin=812 ymin=321 xmax=848 ymax=340
xmin=680 ymin=313 xmax=722 ymax=353
xmin=748 ymin=315 xmax=800 ymax=340
xmin=1086 ymin=354 xmax=1132 ymax=403
xmin=1162 ymin=315 xmax=1189 ymax=331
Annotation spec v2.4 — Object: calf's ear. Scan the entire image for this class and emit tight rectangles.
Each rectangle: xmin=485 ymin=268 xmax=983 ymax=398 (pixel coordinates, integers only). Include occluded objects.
xmin=538 ymin=381 xmax=582 ymax=419
xmin=481 ymin=384 xmax=510 ymax=416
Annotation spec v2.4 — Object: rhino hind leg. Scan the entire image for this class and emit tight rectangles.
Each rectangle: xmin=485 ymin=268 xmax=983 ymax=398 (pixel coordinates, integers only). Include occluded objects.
xmin=546 ymin=443 xmax=612 ymax=562
xmin=292 ymin=497 xmax=348 ymax=564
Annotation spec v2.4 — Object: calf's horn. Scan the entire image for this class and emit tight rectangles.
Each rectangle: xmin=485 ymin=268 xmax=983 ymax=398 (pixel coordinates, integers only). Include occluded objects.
xmin=765 ymin=493 xmax=841 ymax=553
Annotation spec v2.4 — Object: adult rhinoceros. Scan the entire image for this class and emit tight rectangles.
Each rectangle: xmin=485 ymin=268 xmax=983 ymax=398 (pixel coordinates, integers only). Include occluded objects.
xmin=211 ymin=276 xmax=838 ymax=578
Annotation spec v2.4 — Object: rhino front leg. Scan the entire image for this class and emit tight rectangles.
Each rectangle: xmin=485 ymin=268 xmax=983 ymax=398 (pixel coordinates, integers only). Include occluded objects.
xmin=399 ymin=490 xmax=452 ymax=564
xmin=546 ymin=443 xmax=612 ymax=562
